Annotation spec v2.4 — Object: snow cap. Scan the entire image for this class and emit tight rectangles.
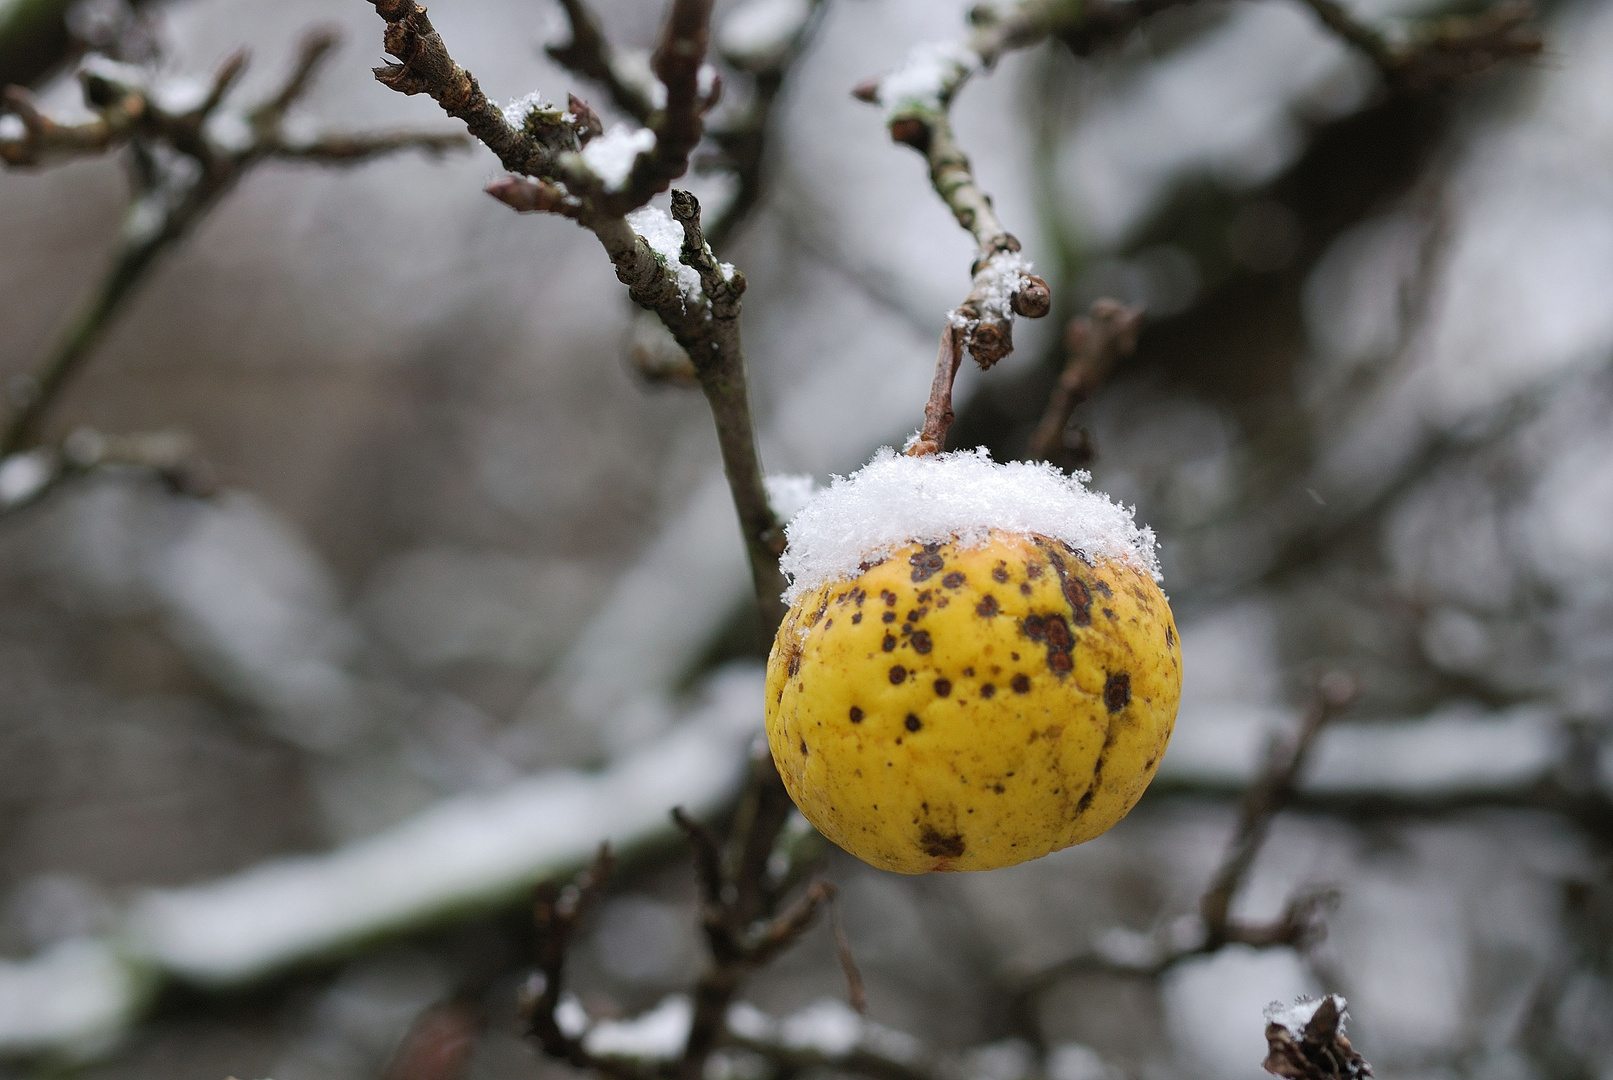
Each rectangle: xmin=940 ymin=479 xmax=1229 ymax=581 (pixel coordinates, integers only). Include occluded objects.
xmin=778 ymin=447 xmax=1161 ymax=604
xmin=1263 ymin=995 xmax=1350 ymax=1038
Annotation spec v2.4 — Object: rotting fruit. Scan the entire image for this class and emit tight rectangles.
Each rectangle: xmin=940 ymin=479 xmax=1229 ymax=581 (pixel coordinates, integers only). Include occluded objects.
xmin=765 ymin=529 xmax=1181 ymax=874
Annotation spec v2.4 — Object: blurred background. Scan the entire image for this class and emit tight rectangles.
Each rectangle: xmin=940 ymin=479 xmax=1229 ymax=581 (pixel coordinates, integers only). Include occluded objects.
xmin=1 ymin=0 xmax=1611 ymax=1078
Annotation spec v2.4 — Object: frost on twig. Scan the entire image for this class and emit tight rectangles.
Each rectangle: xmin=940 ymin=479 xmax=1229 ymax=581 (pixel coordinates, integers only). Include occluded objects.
xmin=374 ymin=0 xmax=786 ymax=630
xmin=1263 ymin=995 xmax=1372 ymax=1080
xmin=853 ymin=6 xmax=1057 ymax=375
xmin=853 ymin=6 xmax=1058 ymax=456
xmin=542 ymin=0 xmax=825 ymax=388
xmin=0 ymin=24 xmax=468 ymax=457
xmin=864 ymin=0 xmax=1541 ymax=453
xmin=0 ymin=428 xmax=216 ymax=521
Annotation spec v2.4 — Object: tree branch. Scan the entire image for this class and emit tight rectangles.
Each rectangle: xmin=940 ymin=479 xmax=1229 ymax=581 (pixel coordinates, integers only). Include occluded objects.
xmin=370 ymin=0 xmax=572 ymax=176
xmin=0 ymin=428 xmax=216 ymax=520
xmin=597 ymin=0 xmax=717 ymax=216
xmin=854 ymin=2 xmax=1059 ymax=455
xmin=1026 ymin=299 xmax=1143 ymax=463
xmin=1263 ymin=995 xmax=1373 ymax=1080
xmin=369 ymin=1 xmax=786 ymax=630
xmin=0 ymin=25 xmax=470 ymax=455
xmin=1010 ymin=672 xmax=1361 ymax=1032
xmin=522 ymin=847 xmax=657 ymax=1080
xmin=1293 ymin=0 xmax=1541 ymax=91
xmin=546 ymin=0 xmax=660 ymax=125
xmin=853 ymin=1 xmax=1059 ymax=373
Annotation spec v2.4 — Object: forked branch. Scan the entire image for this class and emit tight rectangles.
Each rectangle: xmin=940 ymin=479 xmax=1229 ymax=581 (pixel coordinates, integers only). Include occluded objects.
xmin=0 ymin=25 xmax=467 ymax=456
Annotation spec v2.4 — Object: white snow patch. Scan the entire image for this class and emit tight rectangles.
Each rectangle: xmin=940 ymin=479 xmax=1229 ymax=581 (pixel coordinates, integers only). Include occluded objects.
xmin=1264 ymin=994 xmax=1348 ymax=1038
xmin=502 ymin=90 xmax=550 ymax=129
xmin=779 ymin=998 xmax=862 ymax=1055
xmin=124 ymin=666 xmax=762 ymax=983
xmin=0 ymin=939 xmax=139 ymax=1060
xmin=151 ymin=75 xmax=209 ymax=115
xmin=726 ymin=1001 xmax=777 ymax=1040
xmin=626 ymin=205 xmax=704 ymax=303
xmin=0 ymin=450 xmax=55 ymax=508
xmin=778 ymin=447 xmax=1160 ymax=603
xmin=204 ymin=110 xmax=253 ymax=154
xmin=876 ymin=41 xmax=980 ymax=115
xmin=719 ymin=0 xmax=814 ymax=67
xmin=764 ymin=474 xmax=817 ymax=521
xmin=582 ymin=125 xmax=656 ymax=191
xmin=583 ymin=995 xmax=692 ymax=1058
xmin=556 ymin=994 xmax=588 ymax=1037
xmin=611 ymin=50 xmax=668 ymax=111
xmin=78 ymin=55 xmax=149 ymax=88
xmin=122 ymin=193 xmax=168 ymax=244
xmin=958 ymin=250 xmax=1034 ymax=325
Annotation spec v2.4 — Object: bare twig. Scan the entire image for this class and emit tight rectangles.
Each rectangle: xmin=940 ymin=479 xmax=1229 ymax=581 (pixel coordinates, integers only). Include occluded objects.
xmin=1011 ymin=672 xmax=1360 ymax=1034
xmin=1026 ymin=299 xmax=1144 ymax=463
xmin=550 ymin=0 xmax=825 ymax=386
xmin=671 ymin=786 xmax=835 ymax=1080
xmin=370 ymin=0 xmax=787 ymax=630
xmin=662 ymin=754 xmax=830 ymax=1079
xmin=271 ymin=128 xmax=467 ymax=162
xmin=1293 ymin=0 xmax=1541 ymax=91
xmin=853 ymin=3 xmax=1055 ymax=371
xmin=521 ymin=846 xmax=656 ymax=1080
xmin=668 ymin=190 xmax=787 ymax=628
xmin=371 ymin=0 xmax=564 ymax=176
xmin=866 ymin=0 xmax=1537 ymax=452
xmin=377 ymin=12 xmax=829 ymax=1077
xmin=855 ymin=2 xmax=1064 ymax=456
xmin=596 ymin=0 xmax=717 ymax=216
xmin=830 ymin=898 xmax=869 ymax=1016
xmin=383 ymin=999 xmax=482 ymax=1080
xmin=905 ymin=323 xmax=967 ymax=458
xmin=0 ymin=427 xmax=216 ymax=520
xmin=685 ymin=880 xmax=837 ymax=1080
xmin=546 ymin=0 xmax=660 ymax=125
xmin=1200 ymin=670 xmax=1360 ymax=944
xmin=0 ymin=26 xmax=469 ymax=456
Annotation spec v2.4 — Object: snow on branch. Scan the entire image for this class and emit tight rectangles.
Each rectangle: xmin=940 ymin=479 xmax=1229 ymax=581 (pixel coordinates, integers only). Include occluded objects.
xmin=0 ymin=668 xmax=763 ymax=1059
xmin=860 ymin=0 xmax=1541 ymax=457
xmin=1263 ymin=995 xmax=1373 ymax=1080
xmin=0 ymin=24 xmax=467 ymax=459
xmin=0 ymin=429 xmax=216 ymax=521
xmin=851 ymin=3 xmax=1061 ymax=455
xmin=852 ymin=13 xmax=1051 ymax=373
xmin=373 ymin=0 xmax=787 ymax=630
